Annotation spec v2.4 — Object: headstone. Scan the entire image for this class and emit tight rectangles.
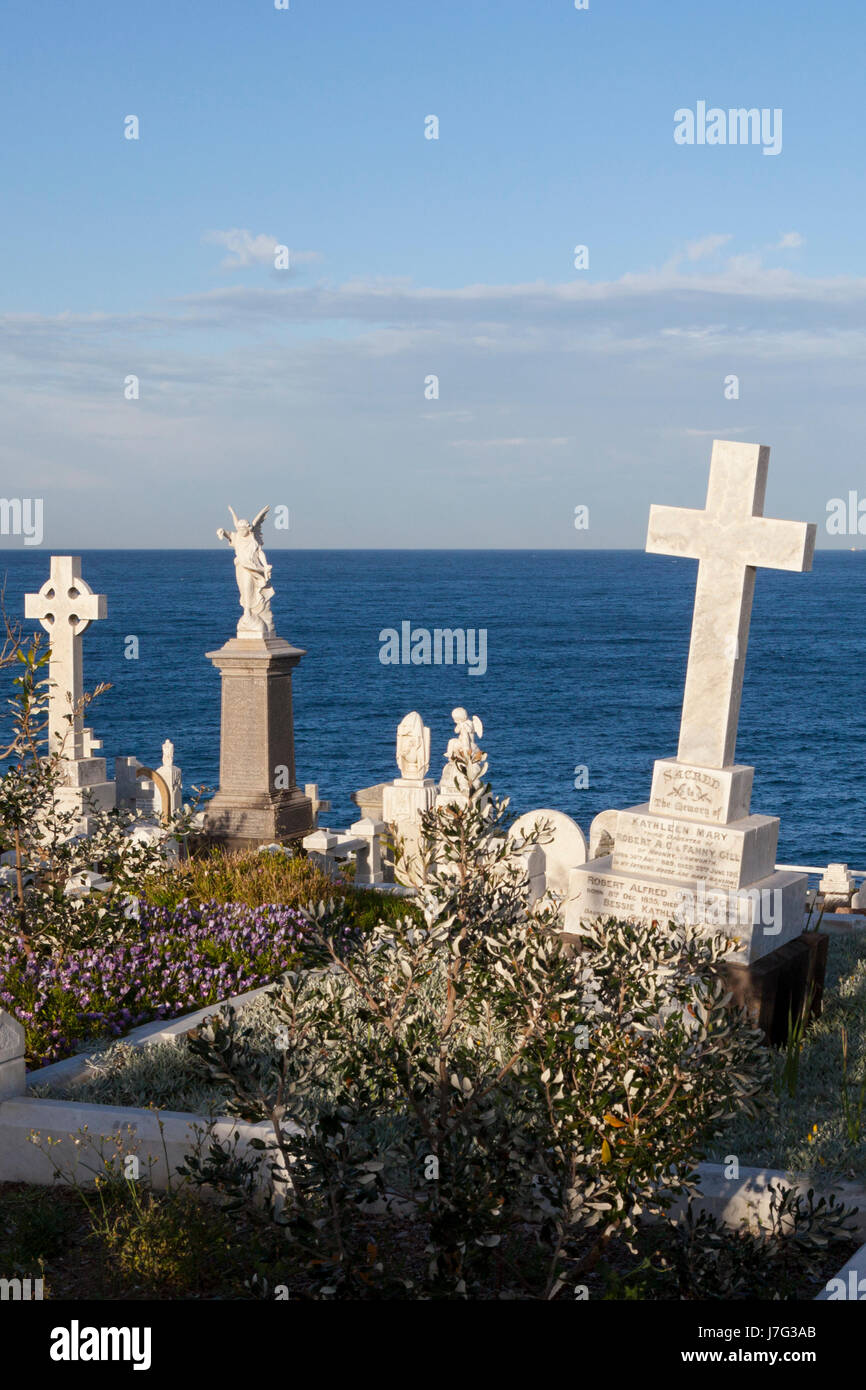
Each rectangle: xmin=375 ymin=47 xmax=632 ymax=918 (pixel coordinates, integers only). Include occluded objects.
xmin=304 ymin=784 xmax=331 ymax=829
xmin=156 ymin=740 xmax=183 ymax=817
xmin=509 ymin=810 xmax=588 ymax=900
xmin=203 ymin=508 xmax=313 ymax=848
xmin=382 ymin=711 xmax=437 ymax=883
xmin=395 ymin=711 xmax=431 ymax=781
xmin=819 ymin=862 xmax=855 ymax=910
xmin=0 ymin=1007 xmax=25 ymax=1101
xmin=24 ymin=556 xmax=116 ymax=832
xmin=589 ymin=810 xmax=618 ymax=860
xmin=566 ymin=441 xmax=816 ymax=967
xmin=352 ymin=783 xmax=387 ymax=823
xmin=115 ymin=756 xmax=154 ymax=813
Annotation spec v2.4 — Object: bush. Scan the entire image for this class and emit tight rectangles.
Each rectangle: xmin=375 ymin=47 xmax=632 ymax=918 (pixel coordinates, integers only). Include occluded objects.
xmin=184 ymin=748 xmax=776 ymax=1299
xmin=0 ymin=635 xmax=196 ymax=953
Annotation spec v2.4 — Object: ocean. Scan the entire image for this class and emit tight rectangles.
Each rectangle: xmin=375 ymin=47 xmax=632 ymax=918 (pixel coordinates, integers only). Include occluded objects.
xmin=1 ymin=548 xmax=864 ymax=866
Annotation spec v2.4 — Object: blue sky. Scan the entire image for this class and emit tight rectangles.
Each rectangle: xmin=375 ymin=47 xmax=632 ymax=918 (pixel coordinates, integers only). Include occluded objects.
xmin=1 ymin=0 xmax=864 ymax=547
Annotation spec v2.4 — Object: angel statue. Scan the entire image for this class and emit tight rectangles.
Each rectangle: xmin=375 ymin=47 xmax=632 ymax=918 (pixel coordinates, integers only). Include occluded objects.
xmin=439 ymin=707 xmax=484 ymax=795
xmin=217 ymin=505 xmax=276 ymax=637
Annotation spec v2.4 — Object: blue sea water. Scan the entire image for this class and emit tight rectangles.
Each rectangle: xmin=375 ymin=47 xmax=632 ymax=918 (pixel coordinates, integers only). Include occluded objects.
xmin=1 ymin=549 xmax=864 ymax=866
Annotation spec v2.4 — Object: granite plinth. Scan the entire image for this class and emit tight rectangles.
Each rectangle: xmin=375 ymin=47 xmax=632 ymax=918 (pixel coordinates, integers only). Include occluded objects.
xmin=725 ymin=932 xmax=829 ymax=1045
xmin=203 ymin=635 xmax=314 ymax=848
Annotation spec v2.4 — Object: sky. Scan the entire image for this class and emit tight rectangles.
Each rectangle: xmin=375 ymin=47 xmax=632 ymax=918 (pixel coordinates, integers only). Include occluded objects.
xmin=1 ymin=0 xmax=865 ymax=548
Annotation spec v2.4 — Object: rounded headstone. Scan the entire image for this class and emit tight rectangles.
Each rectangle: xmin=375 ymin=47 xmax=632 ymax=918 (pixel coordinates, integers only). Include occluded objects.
xmin=509 ymin=810 xmax=588 ymax=898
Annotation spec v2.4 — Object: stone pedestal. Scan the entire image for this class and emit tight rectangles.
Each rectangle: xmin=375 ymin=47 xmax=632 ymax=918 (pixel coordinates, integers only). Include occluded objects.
xmin=55 ymin=751 xmax=117 ymax=834
xmin=203 ymin=636 xmax=313 ymax=850
xmin=382 ymin=778 xmax=437 ymax=885
xmin=565 ymin=756 xmax=807 ymax=966
xmin=382 ymin=778 xmax=437 ymax=825
xmin=819 ymin=862 xmax=856 ymax=911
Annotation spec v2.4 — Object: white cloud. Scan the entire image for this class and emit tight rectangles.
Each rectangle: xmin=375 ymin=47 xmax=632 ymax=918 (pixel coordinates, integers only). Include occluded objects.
xmin=681 ymin=426 xmax=758 ymax=437
xmin=449 ymin=437 xmax=570 ymax=449
xmin=684 ymin=233 xmax=732 ymax=262
xmin=202 ymin=228 xmax=322 ymax=271
xmin=776 ymin=231 xmax=805 ymax=250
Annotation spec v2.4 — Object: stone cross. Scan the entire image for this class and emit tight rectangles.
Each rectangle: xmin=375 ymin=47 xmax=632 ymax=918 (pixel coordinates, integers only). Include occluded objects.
xmin=646 ymin=441 xmax=815 ymax=768
xmin=24 ymin=556 xmax=107 ymax=760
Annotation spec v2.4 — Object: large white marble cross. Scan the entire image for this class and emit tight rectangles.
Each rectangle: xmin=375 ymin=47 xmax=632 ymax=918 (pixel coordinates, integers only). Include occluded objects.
xmin=24 ymin=556 xmax=107 ymax=759
xmin=646 ymin=440 xmax=815 ymax=769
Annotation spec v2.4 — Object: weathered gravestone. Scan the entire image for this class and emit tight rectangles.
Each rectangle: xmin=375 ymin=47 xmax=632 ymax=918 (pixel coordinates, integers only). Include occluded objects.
xmin=0 ymin=1008 xmax=25 ymax=1101
xmin=565 ymin=440 xmax=822 ymax=1041
xmin=509 ymin=809 xmax=588 ymax=901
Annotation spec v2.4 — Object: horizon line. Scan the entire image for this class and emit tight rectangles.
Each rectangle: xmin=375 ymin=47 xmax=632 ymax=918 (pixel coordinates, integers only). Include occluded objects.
xmin=0 ymin=545 xmax=858 ymax=555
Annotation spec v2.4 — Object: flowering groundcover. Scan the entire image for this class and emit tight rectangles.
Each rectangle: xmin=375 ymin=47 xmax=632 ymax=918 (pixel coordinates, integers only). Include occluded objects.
xmin=0 ymin=899 xmax=332 ymax=1068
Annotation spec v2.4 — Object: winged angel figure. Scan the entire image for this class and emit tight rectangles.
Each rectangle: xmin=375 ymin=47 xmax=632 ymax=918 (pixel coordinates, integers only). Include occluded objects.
xmin=439 ymin=707 xmax=484 ymax=795
xmin=217 ymin=505 xmax=276 ymax=636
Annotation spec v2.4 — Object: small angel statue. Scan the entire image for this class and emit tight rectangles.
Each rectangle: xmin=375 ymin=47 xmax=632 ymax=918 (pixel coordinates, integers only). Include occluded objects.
xmin=217 ymin=505 xmax=276 ymax=637
xmin=440 ymin=707 xmax=484 ymax=794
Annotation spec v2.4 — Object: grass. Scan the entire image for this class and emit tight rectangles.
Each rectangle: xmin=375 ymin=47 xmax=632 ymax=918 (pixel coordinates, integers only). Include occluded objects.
xmin=1 ymin=1174 xmax=855 ymax=1301
xmin=0 ymin=1180 xmax=278 ymax=1300
xmin=36 ymin=990 xmax=283 ymax=1113
xmin=142 ymin=844 xmax=420 ymax=932
xmin=707 ymin=930 xmax=866 ymax=1183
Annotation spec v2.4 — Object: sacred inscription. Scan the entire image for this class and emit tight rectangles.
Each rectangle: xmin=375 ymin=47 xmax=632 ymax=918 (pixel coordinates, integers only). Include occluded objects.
xmin=648 ymin=760 xmax=754 ymax=825
xmin=650 ymin=765 xmax=726 ymax=822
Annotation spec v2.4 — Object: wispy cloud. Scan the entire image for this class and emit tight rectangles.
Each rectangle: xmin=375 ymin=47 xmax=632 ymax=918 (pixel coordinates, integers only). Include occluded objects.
xmin=681 ymin=426 xmax=758 ymax=437
xmin=202 ymin=228 xmax=322 ymax=271
xmin=3 ymin=239 xmax=866 ymax=408
xmin=684 ymin=233 xmax=732 ymax=262
xmin=449 ymin=437 xmax=570 ymax=449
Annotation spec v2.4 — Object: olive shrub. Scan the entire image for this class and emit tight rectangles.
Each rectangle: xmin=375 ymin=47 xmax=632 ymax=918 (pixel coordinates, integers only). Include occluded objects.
xmin=186 ymin=748 xmax=773 ymax=1299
